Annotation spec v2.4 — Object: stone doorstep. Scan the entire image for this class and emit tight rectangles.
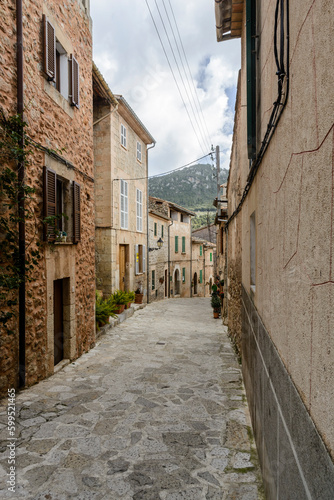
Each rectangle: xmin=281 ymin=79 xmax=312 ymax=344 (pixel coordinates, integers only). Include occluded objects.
xmin=96 ymin=303 xmax=147 ymax=339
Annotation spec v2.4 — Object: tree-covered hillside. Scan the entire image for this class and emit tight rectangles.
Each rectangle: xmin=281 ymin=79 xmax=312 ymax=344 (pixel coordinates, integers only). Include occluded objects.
xmin=149 ymin=163 xmax=228 ymax=211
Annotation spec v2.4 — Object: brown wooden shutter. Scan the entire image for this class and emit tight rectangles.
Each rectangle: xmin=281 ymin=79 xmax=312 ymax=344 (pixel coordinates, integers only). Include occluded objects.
xmin=73 ymin=182 xmax=81 ymax=243
xmin=43 ymin=15 xmax=56 ymax=81
xmin=70 ymin=55 xmax=80 ymax=107
xmin=43 ymin=166 xmax=57 ymax=241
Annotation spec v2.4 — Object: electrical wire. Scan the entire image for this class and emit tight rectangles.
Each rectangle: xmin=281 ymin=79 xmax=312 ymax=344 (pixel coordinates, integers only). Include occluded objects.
xmin=112 ymin=152 xmax=213 ymax=182
xmin=144 ymin=0 xmax=207 ymax=156
xmin=225 ymin=0 xmax=289 ymax=230
xmin=167 ymin=0 xmax=213 ymax=148
xmin=160 ymin=0 xmax=211 ymax=151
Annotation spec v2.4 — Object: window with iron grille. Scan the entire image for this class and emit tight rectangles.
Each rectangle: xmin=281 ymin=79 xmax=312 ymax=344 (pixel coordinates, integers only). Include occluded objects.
xmin=120 ymin=179 xmax=128 ymax=229
xmin=136 ymin=189 xmax=143 ymax=232
xmin=121 ymin=124 xmax=127 ymax=148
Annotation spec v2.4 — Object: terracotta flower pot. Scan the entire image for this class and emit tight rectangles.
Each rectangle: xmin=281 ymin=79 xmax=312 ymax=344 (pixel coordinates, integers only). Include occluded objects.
xmin=125 ymin=302 xmax=132 ymax=309
xmin=213 ymin=311 xmax=219 ymax=319
xmin=135 ymin=293 xmax=143 ymax=304
xmin=114 ymin=304 xmax=125 ymax=314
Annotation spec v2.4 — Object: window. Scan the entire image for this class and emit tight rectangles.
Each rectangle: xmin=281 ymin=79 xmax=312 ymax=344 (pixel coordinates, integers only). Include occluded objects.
xmin=120 ymin=179 xmax=128 ymax=229
xmin=210 ymin=252 xmax=212 ymax=262
xmin=175 ymin=236 xmax=179 ymax=253
xmin=136 ymin=189 xmax=143 ymax=232
xmin=43 ymin=166 xmax=80 ymax=243
xmin=200 ymin=245 xmax=202 ymax=256
xmin=250 ymin=211 xmax=256 ymax=291
xmin=181 ymin=214 xmax=190 ymax=223
xmin=135 ymin=244 xmax=146 ymax=274
xmin=199 ymin=270 xmax=203 ymax=284
xmin=182 ymin=236 xmax=186 ymax=253
xmin=43 ymin=15 xmax=79 ymax=107
xmin=161 ymin=225 xmax=164 ymax=238
xmin=137 ymin=141 xmax=142 ymax=162
xmin=152 ymin=270 xmax=155 ymax=290
xmin=154 ymin=222 xmax=157 ymax=236
xmin=182 ymin=267 xmax=185 ymax=283
xmin=121 ymin=124 xmax=127 ymax=148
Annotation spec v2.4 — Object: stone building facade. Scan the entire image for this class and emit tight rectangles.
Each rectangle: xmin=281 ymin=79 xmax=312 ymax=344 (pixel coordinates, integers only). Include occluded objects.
xmin=216 ymin=0 xmax=334 ymax=497
xmin=191 ymin=238 xmax=216 ymax=297
xmin=149 ymin=197 xmax=195 ymax=299
xmin=93 ymin=66 xmax=155 ymax=299
xmin=147 ymin=207 xmax=170 ymax=302
xmin=0 ymin=0 xmax=95 ymax=396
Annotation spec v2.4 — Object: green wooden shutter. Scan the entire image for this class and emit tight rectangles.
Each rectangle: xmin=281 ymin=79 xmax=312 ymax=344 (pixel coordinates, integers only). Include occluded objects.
xmin=199 ymin=270 xmax=203 ymax=284
xmin=210 ymin=252 xmax=212 ymax=262
xmin=161 ymin=225 xmax=164 ymax=238
xmin=182 ymin=236 xmax=185 ymax=253
xmin=182 ymin=267 xmax=185 ymax=283
xmin=200 ymin=245 xmax=202 ymax=256
xmin=175 ymin=236 xmax=178 ymax=253
xmin=154 ymin=222 xmax=157 ymax=236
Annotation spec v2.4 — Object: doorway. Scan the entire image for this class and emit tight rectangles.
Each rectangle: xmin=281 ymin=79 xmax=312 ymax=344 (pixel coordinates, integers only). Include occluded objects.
xmin=54 ymin=279 xmax=64 ymax=365
xmin=194 ymin=273 xmax=198 ymax=295
xmin=174 ymin=269 xmax=180 ymax=295
xmin=119 ymin=244 xmax=128 ymax=291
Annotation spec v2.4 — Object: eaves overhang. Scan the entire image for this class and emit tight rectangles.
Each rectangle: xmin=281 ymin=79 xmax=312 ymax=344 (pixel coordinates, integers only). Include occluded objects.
xmin=92 ymin=62 xmax=118 ymax=107
xmin=115 ymin=95 xmax=155 ymax=145
xmin=215 ymin=0 xmax=244 ymax=42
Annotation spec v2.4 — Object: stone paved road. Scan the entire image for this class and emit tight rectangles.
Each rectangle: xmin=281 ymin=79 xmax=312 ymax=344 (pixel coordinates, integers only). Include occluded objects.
xmin=0 ymin=298 xmax=264 ymax=499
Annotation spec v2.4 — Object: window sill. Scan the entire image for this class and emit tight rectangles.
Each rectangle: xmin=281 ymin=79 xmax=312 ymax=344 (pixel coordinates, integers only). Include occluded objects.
xmin=54 ymin=241 xmax=73 ymax=245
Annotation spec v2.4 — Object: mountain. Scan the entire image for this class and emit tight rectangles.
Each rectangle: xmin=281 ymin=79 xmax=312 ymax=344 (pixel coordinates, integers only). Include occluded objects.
xmin=149 ymin=164 xmax=229 ymax=211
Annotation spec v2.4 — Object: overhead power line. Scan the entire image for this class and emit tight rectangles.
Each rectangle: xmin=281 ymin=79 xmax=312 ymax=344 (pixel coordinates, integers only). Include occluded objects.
xmin=144 ymin=0 xmax=209 ymax=156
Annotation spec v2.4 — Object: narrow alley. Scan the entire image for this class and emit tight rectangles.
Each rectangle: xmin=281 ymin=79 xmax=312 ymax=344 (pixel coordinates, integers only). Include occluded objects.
xmin=0 ymin=298 xmax=263 ymax=499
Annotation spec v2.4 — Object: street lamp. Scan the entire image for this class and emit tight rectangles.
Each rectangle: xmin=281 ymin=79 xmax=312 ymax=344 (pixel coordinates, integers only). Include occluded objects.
xmin=149 ymin=237 xmax=164 ymax=251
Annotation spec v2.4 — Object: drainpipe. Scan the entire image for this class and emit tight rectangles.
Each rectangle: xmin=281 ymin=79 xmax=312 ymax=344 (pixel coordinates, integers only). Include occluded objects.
xmin=167 ymin=220 xmax=173 ymax=298
xmin=146 ymin=142 xmax=155 ymax=304
xmin=17 ymin=0 xmax=25 ymax=388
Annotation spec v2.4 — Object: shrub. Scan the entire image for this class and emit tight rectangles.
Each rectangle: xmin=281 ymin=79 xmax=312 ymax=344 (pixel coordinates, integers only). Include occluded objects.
xmin=127 ymin=291 xmax=135 ymax=303
xmin=95 ymin=291 xmax=117 ymax=329
xmin=111 ymin=290 xmax=128 ymax=305
xmin=211 ymin=294 xmax=221 ymax=311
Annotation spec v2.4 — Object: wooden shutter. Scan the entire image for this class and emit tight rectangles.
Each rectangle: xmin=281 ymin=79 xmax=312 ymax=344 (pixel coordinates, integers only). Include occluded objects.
xmin=70 ymin=55 xmax=80 ymax=107
xmin=43 ymin=15 xmax=56 ymax=81
xmin=73 ymin=181 xmax=81 ymax=243
xmin=135 ymin=244 xmax=139 ymax=275
xmin=182 ymin=236 xmax=185 ymax=253
xmin=200 ymin=270 xmax=203 ymax=284
xmin=43 ymin=166 xmax=57 ymax=241
xmin=175 ymin=236 xmax=178 ymax=253
xmin=142 ymin=245 xmax=146 ymax=273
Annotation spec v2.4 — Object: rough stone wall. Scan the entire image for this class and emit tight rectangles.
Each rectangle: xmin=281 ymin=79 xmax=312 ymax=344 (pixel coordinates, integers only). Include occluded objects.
xmin=169 ymin=213 xmax=192 ymax=298
xmin=148 ymin=213 xmax=168 ymax=302
xmin=0 ymin=0 xmax=94 ymax=395
xmin=191 ymin=243 xmax=205 ymax=297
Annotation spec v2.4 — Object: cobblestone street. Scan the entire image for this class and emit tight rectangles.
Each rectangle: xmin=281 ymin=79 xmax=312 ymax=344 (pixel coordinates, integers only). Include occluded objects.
xmin=0 ymin=298 xmax=264 ymax=499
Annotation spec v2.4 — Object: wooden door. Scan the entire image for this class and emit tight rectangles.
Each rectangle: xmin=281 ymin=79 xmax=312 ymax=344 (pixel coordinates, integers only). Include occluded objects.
xmin=54 ymin=279 xmax=64 ymax=365
xmin=119 ymin=245 xmax=126 ymax=291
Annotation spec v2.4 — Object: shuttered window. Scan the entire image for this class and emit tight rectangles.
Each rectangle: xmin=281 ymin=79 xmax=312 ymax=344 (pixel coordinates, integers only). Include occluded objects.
xmin=121 ymin=124 xmax=127 ymax=148
xmin=210 ymin=252 xmax=212 ymax=262
xmin=154 ymin=222 xmax=157 ymax=236
xmin=200 ymin=245 xmax=202 ymax=256
xmin=182 ymin=267 xmax=185 ymax=283
xmin=120 ymin=180 xmax=128 ymax=229
xmin=161 ymin=225 xmax=164 ymax=238
xmin=43 ymin=166 xmax=80 ymax=243
xmin=182 ymin=236 xmax=185 ymax=253
xmin=43 ymin=15 xmax=56 ymax=81
xmin=137 ymin=141 xmax=142 ymax=162
xmin=175 ymin=236 xmax=178 ymax=253
xmin=43 ymin=167 xmax=57 ymax=241
xmin=136 ymin=189 xmax=143 ymax=232
xmin=73 ymin=182 xmax=81 ymax=243
xmin=135 ymin=244 xmax=146 ymax=275
xmin=200 ymin=270 xmax=203 ymax=284
xmin=70 ymin=55 xmax=79 ymax=107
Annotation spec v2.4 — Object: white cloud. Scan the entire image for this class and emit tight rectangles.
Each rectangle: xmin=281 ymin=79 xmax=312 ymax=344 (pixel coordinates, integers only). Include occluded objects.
xmin=91 ymin=0 xmax=241 ymax=175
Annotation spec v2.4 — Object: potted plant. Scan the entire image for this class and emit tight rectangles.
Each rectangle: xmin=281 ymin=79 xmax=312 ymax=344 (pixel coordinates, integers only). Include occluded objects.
xmin=110 ymin=290 xmax=128 ymax=314
xmin=60 ymin=231 xmax=67 ymax=242
xmin=95 ymin=291 xmax=117 ymax=330
xmin=211 ymin=293 xmax=221 ymax=319
xmin=135 ymin=286 xmax=143 ymax=304
xmin=125 ymin=291 xmax=135 ymax=309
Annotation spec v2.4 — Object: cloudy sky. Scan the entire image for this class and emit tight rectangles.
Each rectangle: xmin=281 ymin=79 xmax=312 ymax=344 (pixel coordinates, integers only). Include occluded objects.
xmin=91 ymin=0 xmax=241 ymax=176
